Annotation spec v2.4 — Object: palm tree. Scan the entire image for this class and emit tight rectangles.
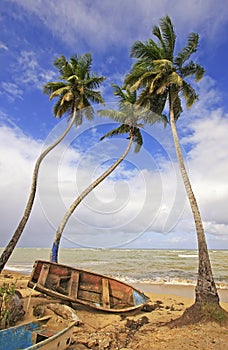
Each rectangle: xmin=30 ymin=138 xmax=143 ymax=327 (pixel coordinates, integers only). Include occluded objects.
xmin=125 ymin=16 xmax=224 ymax=320
xmin=0 ymin=53 xmax=105 ymax=273
xmin=50 ymin=84 xmax=152 ymax=262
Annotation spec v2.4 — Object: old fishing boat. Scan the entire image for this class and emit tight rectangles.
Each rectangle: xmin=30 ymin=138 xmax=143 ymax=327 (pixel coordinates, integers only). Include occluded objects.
xmin=0 ymin=316 xmax=76 ymax=350
xmin=28 ymin=260 xmax=150 ymax=313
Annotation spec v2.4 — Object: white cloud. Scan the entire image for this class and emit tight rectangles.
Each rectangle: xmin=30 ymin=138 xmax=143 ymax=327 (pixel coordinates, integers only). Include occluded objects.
xmin=0 ymin=42 xmax=8 ymax=51
xmin=1 ymin=105 xmax=227 ymax=249
xmin=182 ymin=113 xmax=228 ymax=233
xmin=14 ymin=51 xmax=56 ymax=89
xmin=0 ymin=82 xmax=24 ymax=101
xmin=0 ymin=50 xmax=56 ymax=101
xmin=0 ymin=120 xmax=183 ymax=247
xmin=8 ymin=0 xmax=228 ymax=52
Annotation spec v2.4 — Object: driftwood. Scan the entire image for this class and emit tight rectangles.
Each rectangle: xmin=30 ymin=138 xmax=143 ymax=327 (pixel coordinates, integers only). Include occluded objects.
xmin=33 ymin=302 xmax=81 ymax=325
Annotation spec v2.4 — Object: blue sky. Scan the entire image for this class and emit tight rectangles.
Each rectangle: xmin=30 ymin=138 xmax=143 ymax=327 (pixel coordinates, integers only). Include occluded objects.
xmin=0 ymin=0 xmax=228 ymax=250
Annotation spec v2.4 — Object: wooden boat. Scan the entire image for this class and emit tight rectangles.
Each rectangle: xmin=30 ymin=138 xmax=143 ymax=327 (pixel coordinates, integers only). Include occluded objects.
xmin=28 ymin=260 xmax=150 ymax=313
xmin=0 ymin=316 xmax=76 ymax=350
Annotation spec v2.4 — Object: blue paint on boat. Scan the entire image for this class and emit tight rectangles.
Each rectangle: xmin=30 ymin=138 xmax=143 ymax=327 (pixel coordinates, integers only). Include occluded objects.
xmin=0 ymin=317 xmax=75 ymax=350
xmin=0 ymin=321 xmax=40 ymax=350
xmin=133 ymin=290 xmax=148 ymax=305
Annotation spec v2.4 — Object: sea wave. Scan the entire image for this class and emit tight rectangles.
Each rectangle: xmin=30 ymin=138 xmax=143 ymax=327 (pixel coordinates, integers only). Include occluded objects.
xmin=5 ymin=264 xmax=32 ymax=275
xmin=178 ymin=254 xmax=198 ymax=258
xmin=4 ymin=263 xmax=228 ymax=290
xmin=109 ymin=274 xmax=228 ymax=290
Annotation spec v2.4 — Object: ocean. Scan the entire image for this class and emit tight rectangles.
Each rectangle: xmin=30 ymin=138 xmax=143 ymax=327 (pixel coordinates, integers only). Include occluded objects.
xmin=2 ymin=248 xmax=227 ymax=290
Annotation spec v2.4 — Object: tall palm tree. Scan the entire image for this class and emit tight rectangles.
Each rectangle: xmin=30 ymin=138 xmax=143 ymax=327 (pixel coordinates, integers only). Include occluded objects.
xmin=50 ymin=84 xmax=152 ymax=262
xmin=125 ymin=16 xmax=222 ymax=315
xmin=0 ymin=53 xmax=105 ymax=273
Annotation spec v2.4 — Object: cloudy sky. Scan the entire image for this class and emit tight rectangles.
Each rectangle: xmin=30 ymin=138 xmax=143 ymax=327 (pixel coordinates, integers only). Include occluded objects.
xmin=0 ymin=0 xmax=228 ymax=250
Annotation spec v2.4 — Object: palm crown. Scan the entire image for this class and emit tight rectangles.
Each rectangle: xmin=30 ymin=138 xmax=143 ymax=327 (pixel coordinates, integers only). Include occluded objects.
xmin=124 ymin=15 xmax=205 ymax=121
xmin=43 ymin=53 xmax=105 ymax=125
xmin=98 ymin=83 xmax=165 ymax=153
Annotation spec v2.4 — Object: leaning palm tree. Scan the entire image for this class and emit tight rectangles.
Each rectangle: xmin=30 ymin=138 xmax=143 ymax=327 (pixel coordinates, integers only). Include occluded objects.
xmin=125 ymin=16 xmax=226 ymax=322
xmin=0 ymin=53 xmax=105 ymax=273
xmin=50 ymin=84 xmax=153 ymax=262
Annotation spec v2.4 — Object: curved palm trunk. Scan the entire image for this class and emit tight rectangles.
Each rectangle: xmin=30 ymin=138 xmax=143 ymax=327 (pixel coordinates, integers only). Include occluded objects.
xmin=169 ymin=100 xmax=219 ymax=304
xmin=0 ymin=113 xmax=77 ymax=273
xmin=50 ymin=135 xmax=134 ymax=263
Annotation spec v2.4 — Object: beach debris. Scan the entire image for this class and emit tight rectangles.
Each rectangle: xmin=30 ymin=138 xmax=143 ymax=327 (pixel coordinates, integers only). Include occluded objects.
xmin=142 ymin=303 xmax=156 ymax=312
xmin=0 ymin=288 xmax=25 ymax=328
xmin=33 ymin=304 xmax=45 ymax=318
xmin=46 ymin=303 xmax=82 ymax=324
xmin=67 ymin=344 xmax=88 ymax=350
xmin=2 ymin=274 xmax=13 ymax=279
xmin=70 ymin=316 xmax=150 ymax=349
xmin=141 ymin=300 xmax=164 ymax=313
xmin=125 ymin=316 xmax=149 ymax=331
xmin=8 ymin=290 xmax=25 ymax=325
xmin=33 ymin=302 xmax=82 ymax=326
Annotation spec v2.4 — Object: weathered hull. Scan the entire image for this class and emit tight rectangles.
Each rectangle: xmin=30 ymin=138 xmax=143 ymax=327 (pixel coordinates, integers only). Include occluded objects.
xmin=0 ymin=316 xmax=75 ymax=350
xmin=28 ymin=260 xmax=150 ymax=313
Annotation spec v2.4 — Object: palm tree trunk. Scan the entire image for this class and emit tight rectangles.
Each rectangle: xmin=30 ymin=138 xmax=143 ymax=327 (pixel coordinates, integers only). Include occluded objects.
xmin=0 ymin=113 xmax=77 ymax=273
xmin=50 ymin=135 xmax=134 ymax=262
xmin=169 ymin=99 xmax=219 ymax=304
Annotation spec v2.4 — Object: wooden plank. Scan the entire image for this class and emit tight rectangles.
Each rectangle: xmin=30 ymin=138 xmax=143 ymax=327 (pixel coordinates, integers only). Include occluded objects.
xmin=37 ymin=263 xmax=50 ymax=286
xmin=78 ymin=284 xmax=101 ymax=293
xmin=102 ymin=278 xmax=110 ymax=308
xmin=68 ymin=271 xmax=79 ymax=298
xmin=77 ymin=290 xmax=101 ymax=304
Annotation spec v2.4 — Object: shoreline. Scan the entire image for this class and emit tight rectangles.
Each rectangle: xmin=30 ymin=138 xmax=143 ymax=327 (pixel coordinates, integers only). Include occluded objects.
xmin=132 ymin=282 xmax=228 ymax=303
xmin=3 ymin=268 xmax=228 ymax=302
xmin=2 ymin=268 xmax=228 ymax=306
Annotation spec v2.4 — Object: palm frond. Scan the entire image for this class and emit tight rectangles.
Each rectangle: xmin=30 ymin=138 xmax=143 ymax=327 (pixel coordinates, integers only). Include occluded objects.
xmin=86 ymin=75 xmax=106 ymax=89
xmin=49 ymin=86 xmax=71 ymax=100
xmin=98 ymin=109 xmax=127 ymax=123
xmin=169 ymin=71 xmax=183 ymax=87
xmin=133 ymin=128 xmax=143 ymax=153
xmin=100 ymin=124 xmax=131 ymax=141
xmin=53 ymin=55 xmax=68 ymax=76
xmin=60 ymin=91 xmax=74 ymax=105
xmin=152 ymin=25 xmax=163 ymax=47
xmin=43 ymin=82 xmax=68 ymax=95
xmin=194 ymin=64 xmax=205 ymax=81
xmin=81 ymin=105 xmax=94 ymax=121
xmin=180 ymin=61 xmax=205 ymax=81
xmin=150 ymin=91 xmax=168 ymax=119
xmin=85 ymin=89 xmax=105 ymax=105
xmin=174 ymin=33 xmax=199 ymax=68
xmin=172 ymin=93 xmax=183 ymax=121
xmin=181 ymin=81 xmax=198 ymax=108
xmin=53 ymin=99 xmax=72 ymax=118
xmin=159 ymin=16 xmax=176 ymax=59
xmin=111 ymin=83 xmax=126 ymax=99
xmin=136 ymin=86 xmax=153 ymax=108
xmin=75 ymin=109 xmax=83 ymax=126
xmin=130 ymin=40 xmax=161 ymax=60
xmin=124 ymin=61 xmax=150 ymax=88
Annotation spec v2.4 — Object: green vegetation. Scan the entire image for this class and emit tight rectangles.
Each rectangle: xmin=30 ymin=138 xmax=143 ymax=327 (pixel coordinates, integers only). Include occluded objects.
xmin=202 ymin=302 xmax=228 ymax=323
xmin=0 ymin=283 xmax=16 ymax=328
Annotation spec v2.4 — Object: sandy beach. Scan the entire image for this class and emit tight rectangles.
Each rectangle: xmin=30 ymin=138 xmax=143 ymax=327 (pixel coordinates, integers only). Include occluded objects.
xmin=0 ymin=270 xmax=228 ymax=349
